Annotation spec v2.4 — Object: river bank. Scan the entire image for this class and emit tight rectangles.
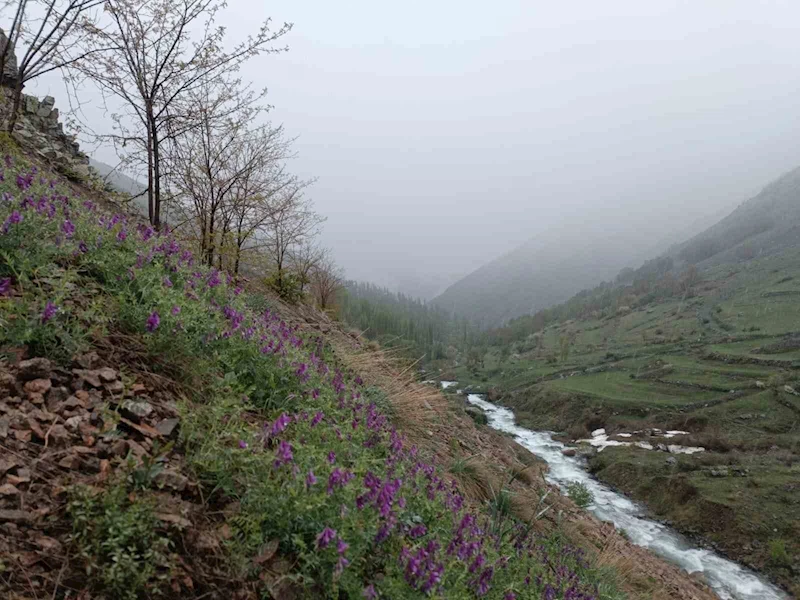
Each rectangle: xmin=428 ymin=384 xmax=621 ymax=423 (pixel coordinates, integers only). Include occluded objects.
xmin=465 ymin=393 xmax=788 ymax=600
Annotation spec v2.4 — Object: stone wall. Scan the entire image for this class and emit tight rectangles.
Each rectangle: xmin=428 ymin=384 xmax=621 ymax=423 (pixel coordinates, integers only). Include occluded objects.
xmin=0 ymin=28 xmax=92 ymax=180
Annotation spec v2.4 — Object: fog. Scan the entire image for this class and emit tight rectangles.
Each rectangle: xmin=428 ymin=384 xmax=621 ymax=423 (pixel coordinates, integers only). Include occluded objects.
xmin=29 ymin=0 xmax=800 ymax=299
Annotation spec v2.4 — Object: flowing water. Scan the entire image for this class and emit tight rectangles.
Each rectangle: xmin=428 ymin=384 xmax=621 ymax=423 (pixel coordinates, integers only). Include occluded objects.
xmin=465 ymin=393 xmax=787 ymax=600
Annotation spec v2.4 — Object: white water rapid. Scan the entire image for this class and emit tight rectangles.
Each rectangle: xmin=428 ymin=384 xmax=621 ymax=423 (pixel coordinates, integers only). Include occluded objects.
xmin=466 ymin=394 xmax=787 ymax=600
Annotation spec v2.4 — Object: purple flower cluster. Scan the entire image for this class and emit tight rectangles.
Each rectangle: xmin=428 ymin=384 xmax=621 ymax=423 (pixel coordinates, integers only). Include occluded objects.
xmin=400 ymin=540 xmax=445 ymax=594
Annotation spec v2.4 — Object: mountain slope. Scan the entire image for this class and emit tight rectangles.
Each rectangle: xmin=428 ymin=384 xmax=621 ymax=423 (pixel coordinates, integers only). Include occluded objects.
xmin=435 ymin=166 xmax=799 ymax=328
xmin=671 ymin=164 xmax=800 ymax=267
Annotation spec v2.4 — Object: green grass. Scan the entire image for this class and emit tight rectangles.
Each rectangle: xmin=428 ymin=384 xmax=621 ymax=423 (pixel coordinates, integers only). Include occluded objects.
xmin=544 ymin=372 xmax=719 ymax=406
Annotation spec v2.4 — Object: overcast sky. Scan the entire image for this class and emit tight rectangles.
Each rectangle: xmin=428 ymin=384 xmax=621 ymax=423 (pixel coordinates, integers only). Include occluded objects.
xmin=30 ymin=1 xmax=800 ymax=298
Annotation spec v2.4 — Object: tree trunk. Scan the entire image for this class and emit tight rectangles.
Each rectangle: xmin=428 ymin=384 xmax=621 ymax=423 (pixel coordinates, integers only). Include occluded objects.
xmin=206 ymin=217 xmax=215 ymax=266
xmin=151 ymin=120 xmax=161 ymax=229
xmin=7 ymin=81 xmax=23 ymax=134
xmin=146 ymin=109 xmax=154 ymax=226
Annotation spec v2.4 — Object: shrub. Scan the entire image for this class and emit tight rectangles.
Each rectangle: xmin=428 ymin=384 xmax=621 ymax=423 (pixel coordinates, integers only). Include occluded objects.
xmin=566 ymin=481 xmax=594 ymax=508
xmin=68 ymin=485 xmax=172 ymax=600
xmin=768 ymin=539 xmax=791 ymax=568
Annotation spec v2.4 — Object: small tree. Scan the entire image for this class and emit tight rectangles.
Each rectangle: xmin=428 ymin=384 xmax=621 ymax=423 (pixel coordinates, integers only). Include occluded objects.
xmin=263 ymin=193 xmax=324 ymax=299
xmin=168 ymin=76 xmax=291 ymax=268
xmin=310 ymin=251 xmax=342 ymax=311
xmin=77 ymin=0 xmax=291 ymax=228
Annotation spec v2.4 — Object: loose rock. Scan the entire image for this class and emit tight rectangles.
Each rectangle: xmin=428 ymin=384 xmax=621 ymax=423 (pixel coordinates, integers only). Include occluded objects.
xmin=18 ymin=358 xmax=51 ymax=381
xmin=121 ymin=399 xmax=154 ymax=421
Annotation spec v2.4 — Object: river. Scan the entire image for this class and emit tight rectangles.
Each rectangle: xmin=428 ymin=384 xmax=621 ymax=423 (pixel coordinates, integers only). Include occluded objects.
xmin=465 ymin=393 xmax=787 ymax=600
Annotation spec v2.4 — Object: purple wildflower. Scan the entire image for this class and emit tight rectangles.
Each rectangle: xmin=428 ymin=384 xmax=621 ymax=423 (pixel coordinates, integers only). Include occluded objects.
xmin=238 ymin=440 xmax=248 ymax=449
xmin=362 ymin=584 xmax=378 ymax=599
xmin=0 ymin=277 xmax=10 ymax=296
xmin=269 ymin=412 xmax=291 ymax=437
xmin=316 ymin=527 xmax=336 ymax=549
xmin=334 ymin=555 xmax=350 ymax=576
xmin=61 ymin=219 xmax=75 ymax=238
xmin=409 ymin=524 xmax=427 ymax=539
xmin=306 ymin=470 xmax=318 ymax=488
xmin=327 ymin=451 xmax=336 ymax=464
xmin=171 ymin=305 xmax=181 ymax=315
xmin=41 ymin=301 xmax=58 ymax=323
xmin=327 ymin=468 xmax=354 ymax=494
xmin=337 ymin=538 xmax=349 ymax=554
xmin=474 ymin=566 xmax=494 ymax=596
xmin=16 ymin=172 xmax=33 ymax=190
xmin=2 ymin=210 xmax=22 ymax=234
xmin=273 ymin=440 xmax=293 ymax=468
xmin=146 ymin=311 xmax=160 ymax=332
xmin=163 ymin=276 xmax=173 ymax=288
xmin=116 ymin=228 xmax=127 ymax=242
xmin=78 ymin=241 xmax=88 ymax=253
xmin=207 ymin=269 xmax=221 ymax=288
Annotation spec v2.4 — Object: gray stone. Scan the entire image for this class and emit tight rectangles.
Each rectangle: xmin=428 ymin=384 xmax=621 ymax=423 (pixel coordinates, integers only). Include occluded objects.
xmin=98 ymin=367 xmax=117 ymax=383
xmin=18 ymin=358 xmax=52 ymax=381
xmin=75 ymin=352 xmax=100 ymax=370
xmin=73 ymin=369 xmax=103 ymax=388
xmin=24 ymin=95 xmax=39 ymax=114
xmin=121 ymin=399 xmax=154 ymax=422
xmin=154 ymin=470 xmax=189 ymax=492
xmin=155 ymin=418 xmax=180 ymax=438
xmin=36 ymin=95 xmax=55 ymax=117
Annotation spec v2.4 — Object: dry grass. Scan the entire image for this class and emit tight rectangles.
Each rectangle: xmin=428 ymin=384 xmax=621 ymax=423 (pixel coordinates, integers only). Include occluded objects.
xmin=289 ymin=307 xmax=718 ymax=600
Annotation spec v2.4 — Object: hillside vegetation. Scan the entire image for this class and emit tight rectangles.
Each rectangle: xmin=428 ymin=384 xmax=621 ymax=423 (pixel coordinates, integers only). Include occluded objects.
xmin=455 ymin=244 xmax=800 ymax=597
xmin=0 ymin=140 xmax=645 ymax=599
xmin=335 ymin=163 xmax=800 ymax=598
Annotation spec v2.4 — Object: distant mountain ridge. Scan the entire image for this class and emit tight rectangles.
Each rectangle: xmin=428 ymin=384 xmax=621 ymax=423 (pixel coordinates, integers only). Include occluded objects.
xmin=433 ymin=167 xmax=800 ymax=328
xmin=89 ymin=158 xmax=148 ymax=217
xmin=669 ymin=164 xmax=800 ymax=267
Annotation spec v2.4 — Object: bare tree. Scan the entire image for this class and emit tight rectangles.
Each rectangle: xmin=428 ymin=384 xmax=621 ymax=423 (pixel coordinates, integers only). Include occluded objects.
xmin=310 ymin=251 xmax=343 ymax=311
xmin=264 ymin=192 xmax=324 ymax=299
xmin=0 ymin=0 xmax=103 ymax=132
xmin=290 ymin=241 xmax=324 ymax=295
xmin=76 ymin=0 xmax=291 ymax=228
xmin=168 ymin=76 xmax=297 ymax=271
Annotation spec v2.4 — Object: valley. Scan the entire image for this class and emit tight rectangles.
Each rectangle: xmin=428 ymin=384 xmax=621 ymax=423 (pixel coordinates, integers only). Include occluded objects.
xmin=441 ymin=247 xmax=800 ymax=597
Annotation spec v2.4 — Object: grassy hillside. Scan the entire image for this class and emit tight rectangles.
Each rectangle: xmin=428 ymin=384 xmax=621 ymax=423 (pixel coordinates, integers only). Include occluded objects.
xmin=459 ymin=246 xmax=800 ymax=597
xmin=0 ymin=139 xmax=645 ymax=599
xmin=671 ymin=164 xmax=800 ymax=267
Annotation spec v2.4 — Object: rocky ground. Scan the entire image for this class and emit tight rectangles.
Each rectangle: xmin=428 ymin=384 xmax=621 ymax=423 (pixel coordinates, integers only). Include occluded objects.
xmin=0 ymin=352 xmax=231 ymax=599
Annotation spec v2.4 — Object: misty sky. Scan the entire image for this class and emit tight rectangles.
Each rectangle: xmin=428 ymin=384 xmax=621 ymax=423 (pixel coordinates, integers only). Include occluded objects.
xmin=29 ymin=1 xmax=800 ymax=299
